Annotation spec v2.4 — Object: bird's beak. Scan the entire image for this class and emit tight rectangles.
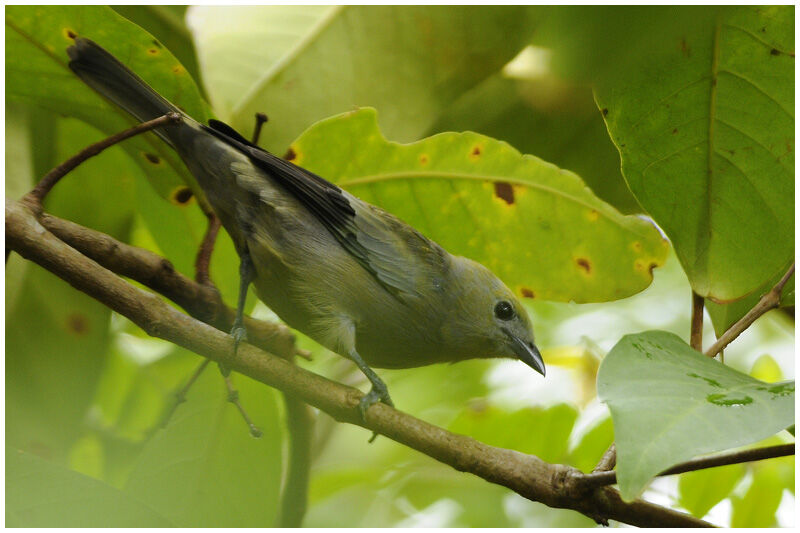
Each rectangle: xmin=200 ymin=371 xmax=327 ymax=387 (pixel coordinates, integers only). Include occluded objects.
xmin=504 ymin=329 xmax=546 ymax=377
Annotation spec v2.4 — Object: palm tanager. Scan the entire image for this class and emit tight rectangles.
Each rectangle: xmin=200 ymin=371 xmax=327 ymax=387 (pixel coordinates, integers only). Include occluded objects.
xmin=66 ymin=37 xmax=546 ymax=418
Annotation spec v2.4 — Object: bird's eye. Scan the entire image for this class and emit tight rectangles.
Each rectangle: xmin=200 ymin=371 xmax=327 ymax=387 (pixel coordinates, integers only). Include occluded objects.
xmin=494 ymin=300 xmax=515 ymax=321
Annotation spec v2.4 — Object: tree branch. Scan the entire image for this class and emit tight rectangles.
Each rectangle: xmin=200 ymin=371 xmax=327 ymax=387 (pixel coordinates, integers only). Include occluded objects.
xmin=6 ymin=198 xmax=714 ymax=527
xmin=705 ymin=263 xmax=795 ymax=358
xmin=35 ymin=211 xmax=303 ymax=360
xmin=579 ymin=442 xmax=794 ymax=489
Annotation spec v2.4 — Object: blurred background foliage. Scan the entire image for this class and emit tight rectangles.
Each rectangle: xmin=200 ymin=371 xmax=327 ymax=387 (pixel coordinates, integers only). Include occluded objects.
xmin=5 ymin=5 xmax=794 ymax=527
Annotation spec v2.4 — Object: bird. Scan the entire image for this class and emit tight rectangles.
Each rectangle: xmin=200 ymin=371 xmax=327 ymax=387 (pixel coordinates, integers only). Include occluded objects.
xmin=66 ymin=37 xmax=545 ymax=418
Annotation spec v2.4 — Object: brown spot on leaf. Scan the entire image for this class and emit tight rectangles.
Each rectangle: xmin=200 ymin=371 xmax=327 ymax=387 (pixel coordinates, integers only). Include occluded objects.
xmin=672 ymin=128 xmax=678 ymax=134
xmin=66 ymin=313 xmax=89 ymax=335
xmin=284 ymin=147 xmax=297 ymax=161
xmin=471 ymin=145 xmax=482 ymax=156
xmin=171 ymin=187 xmax=193 ymax=205
xmin=576 ymin=258 xmax=591 ymax=274
xmin=601 ymin=108 xmax=609 ymax=116
xmin=147 ymin=48 xmax=160 ymax=56
xmin=632 ymin=241 xmax=642 ymax=251
xmin=419 ymin=154 xmax=429 ymax=165
xmin=64 ymin=28 xmax=77 ymax=40
xmin=144 ymin=153 xmax=161 ymax=165
xmin=521 ymin=287 xmax=535 ymax=299
xmin=172 ymin=65 xmax=184 ymax=74
xmin=494 ymin=182 xmax=514 ymax=205
xmin=680 ymin=38 xmax=691 ymax=57
xmin=771 ymin=48 xmax=780 ymax=56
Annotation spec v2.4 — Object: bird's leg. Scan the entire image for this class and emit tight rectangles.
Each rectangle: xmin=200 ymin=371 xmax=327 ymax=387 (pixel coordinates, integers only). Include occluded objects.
xmin=220 ymin=247 xmax=254 ymax=376
xmin=348 ymin=348 xmax=394 ymax=421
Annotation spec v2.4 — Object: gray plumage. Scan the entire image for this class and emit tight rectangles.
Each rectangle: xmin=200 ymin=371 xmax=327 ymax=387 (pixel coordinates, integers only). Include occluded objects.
xmin=67 ymin=37 xmax=545 ymax=414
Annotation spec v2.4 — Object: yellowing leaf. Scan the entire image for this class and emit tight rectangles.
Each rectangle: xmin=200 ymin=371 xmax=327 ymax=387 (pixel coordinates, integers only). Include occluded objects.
xmin=292 ymin=108 xmax=668 ymax=303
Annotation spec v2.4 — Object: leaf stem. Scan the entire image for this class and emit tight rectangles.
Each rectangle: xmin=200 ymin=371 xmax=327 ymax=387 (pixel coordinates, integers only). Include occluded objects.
xmin=690 ymin=291 xmax=705 ymax=351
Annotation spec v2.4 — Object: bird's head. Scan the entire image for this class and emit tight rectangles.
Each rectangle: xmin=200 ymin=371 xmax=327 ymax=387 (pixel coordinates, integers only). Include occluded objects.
xmin=441 ymin=256 xmax=545 ymax=377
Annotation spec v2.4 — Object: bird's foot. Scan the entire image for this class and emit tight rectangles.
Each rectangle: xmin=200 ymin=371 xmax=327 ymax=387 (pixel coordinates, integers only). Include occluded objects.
xmin=220 ymin=323 xmax=247 ymax=377
xmin=358 ymin=382 xmax=394 ymax=422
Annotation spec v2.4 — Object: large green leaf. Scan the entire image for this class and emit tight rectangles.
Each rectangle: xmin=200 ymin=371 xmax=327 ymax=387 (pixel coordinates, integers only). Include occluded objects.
xmin=291 ymin=108 xmax=668 ymax=303
xmin=6 ymin=447 xmax=171 ymax=527
xmin=124 ymin=365 xmax=284 ymax=527
xmin=596 ymin=6 xmax=794 ymax=301
xmin=6 ymin=4 xmax=210 ymax=199
xmin=111 ymin=6 xmax=204 ymax=88
xmin=189 ymin=6 xmax=536 ymax=152
xmin=597 ymin=330 xmax=794 ymax=500
xmin=431 ymin=73 xmax=640 ymax=214
xmin=186 ymin=5 xmax=331 ymax=119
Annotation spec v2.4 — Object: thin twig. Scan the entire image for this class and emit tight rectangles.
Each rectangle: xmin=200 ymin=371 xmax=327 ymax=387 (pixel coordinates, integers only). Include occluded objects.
xmin=251 ymin=112 xmax=269 ymax=145
xmin=705 ymin=263 xmax=795 ymax=358
xmin=690 ymin=291 xmax=704 ymax=351
xmin=593 ymin=443 xmax=617 ymax=473
xmin=579 ymin=443 xmax=795 ymax=489
xmin=6 ymin=198 xmax=713 ymax=527
xmin=25 ymin=113 xmax=181 ymax=207
xmin=151 ymin=358 xmax=211 ymax=436
xmin=224 ymin=374 xmax=263 ymax=438
xmin=194 ymin=212 xmax=221 ymax=286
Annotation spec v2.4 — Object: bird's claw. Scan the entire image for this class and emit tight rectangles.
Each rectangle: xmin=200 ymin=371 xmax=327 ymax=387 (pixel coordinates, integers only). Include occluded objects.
xmin=221 ymin=324 xmax=247 ymax=377
xmin=358 ymin=383 xmax=394 ymax=422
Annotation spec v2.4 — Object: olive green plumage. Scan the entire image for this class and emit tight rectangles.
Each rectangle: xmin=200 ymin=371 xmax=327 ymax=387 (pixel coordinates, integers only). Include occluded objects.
xmin=67 ymin=37 xmax=545 ymax=415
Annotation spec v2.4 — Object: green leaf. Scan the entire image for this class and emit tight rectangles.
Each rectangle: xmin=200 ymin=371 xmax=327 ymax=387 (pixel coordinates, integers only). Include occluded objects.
xmin=677 ymin=463 xmax=745 ymax=518
xmin=186 ymin=5 xmax=332 ymax=119
xmin=6 ymin=4 xmax=210 ymax=199
xmin=431 ymin=74 xmax=640 ymax=214
xmin=291 ymin=108 xmax=668 ymax=303
xmin=124 ymin=366 xmax=284 ymax=527
xmin=597 ymin=330 xmax=794 ymax=500
xmin=596 ymin=6 xmax=794 ymax=301
xmin=448 ymin=404 xmax=577 ymax=463
xmin=189 ymin=6 xmax=536 ymax=152
xmin=111 ymin=6 xmax=204 ymax=88
xmin=731 ymin=456 xmax=793 ymax=527
xmin=7 ymin=447 xmax=172 ymax=527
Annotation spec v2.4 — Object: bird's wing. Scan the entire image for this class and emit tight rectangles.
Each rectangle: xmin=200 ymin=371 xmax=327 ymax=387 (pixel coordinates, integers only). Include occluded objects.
xmin=203 ymin=120 xmax=448 ymax=301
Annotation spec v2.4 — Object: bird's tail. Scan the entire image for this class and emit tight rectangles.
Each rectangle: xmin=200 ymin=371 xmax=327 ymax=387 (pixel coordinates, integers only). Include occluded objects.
xmin=67 ymin=37 xmax=182 ymax=146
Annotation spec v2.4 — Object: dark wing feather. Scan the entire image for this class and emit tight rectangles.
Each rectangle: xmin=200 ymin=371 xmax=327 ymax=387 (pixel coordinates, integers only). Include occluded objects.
xmin=203 ymin=121 xmax=447 ymax=300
